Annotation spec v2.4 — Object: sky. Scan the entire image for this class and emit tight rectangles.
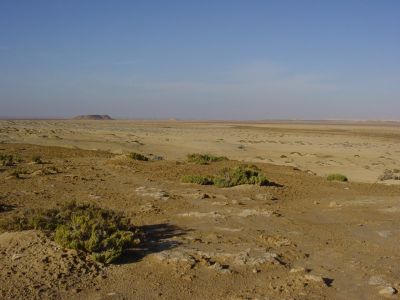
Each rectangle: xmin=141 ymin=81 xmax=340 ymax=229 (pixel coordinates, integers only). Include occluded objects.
xmin=0 ymin=0 xmax=399 ymax=120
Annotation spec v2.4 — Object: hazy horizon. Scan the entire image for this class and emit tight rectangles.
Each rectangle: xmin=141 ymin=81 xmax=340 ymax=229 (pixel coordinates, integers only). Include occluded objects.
xmin=2 ymin=116 xmax=400 ymax=123
xmin=1 ymin=1 xmax=399 ymax=120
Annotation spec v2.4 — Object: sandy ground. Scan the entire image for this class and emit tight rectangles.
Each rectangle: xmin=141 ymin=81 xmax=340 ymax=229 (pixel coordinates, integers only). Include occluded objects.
xmin=0 ymin=121 xmax=400 ymax=299
xmin=1 ymin=120 xmax=400 ymax=183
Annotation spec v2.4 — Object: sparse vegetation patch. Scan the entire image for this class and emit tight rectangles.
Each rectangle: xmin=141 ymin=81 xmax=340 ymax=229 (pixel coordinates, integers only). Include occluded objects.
xmin=182 ymin=165 xmax=270 ymax=187
xmin=149 ymin=154 xmax=164 ymax=161
xmin=128 ymin=152 xmax=149 ymax=161
xmin=187 ymin=153 xmax=228 ymax=165
xmin=9 ymin=168 xmax=29 ymax=179
xmin=42 ymin=166 xmax=60 ymax=175
xmin=379 ymin=169 xmax=400 ymax=181
xmin=0 ymin=154 xmax=14 ymax=166
xmin=32 ymin=155 xmax=43 ymax=164
xmin=0 ymin=202 xmax=141 ymax=263
xmin=213 ymin=165 xmax=269 ymax=187
xmin=181 ymin=175 xmax=213 ymax=185
xmin=327 ymin=173 xmax=348 ymax=182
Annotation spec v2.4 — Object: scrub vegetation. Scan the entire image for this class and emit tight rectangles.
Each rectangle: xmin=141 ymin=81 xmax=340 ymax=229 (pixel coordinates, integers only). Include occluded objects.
xmin=0 ymin=201 xmax=141 ymax=264
xmin=187 ymin=153 xmax=228 ymax=165
xmin=182 ymin=164 xmax=269 ymax=187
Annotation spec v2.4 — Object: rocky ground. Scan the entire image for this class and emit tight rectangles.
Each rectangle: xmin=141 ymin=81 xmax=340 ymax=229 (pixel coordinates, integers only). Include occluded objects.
xmin=0 ymin=143 xmax=399 ymax=299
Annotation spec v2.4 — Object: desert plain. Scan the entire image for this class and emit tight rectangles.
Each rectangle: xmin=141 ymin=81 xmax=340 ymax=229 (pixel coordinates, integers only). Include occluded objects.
xmin=0 ymin=119 xmax=400 ymax=299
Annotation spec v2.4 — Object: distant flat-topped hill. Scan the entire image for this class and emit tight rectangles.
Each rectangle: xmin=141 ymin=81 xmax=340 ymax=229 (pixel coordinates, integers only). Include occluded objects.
xmin=73 ymin=115 xmax=113 ymax=120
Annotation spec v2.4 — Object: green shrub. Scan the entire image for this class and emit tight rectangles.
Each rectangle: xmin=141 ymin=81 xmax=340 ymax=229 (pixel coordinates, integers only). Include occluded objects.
xmin=128 ymin=152 xmax=149 ymax=161
xmin=213 ymin=165 xmax=269 ymax=187
xmin=181 ymin=175 xmax=213 ymax=185
xmin=0 ymin=202 xmax=140 ymax=263
xmin=32 ymin=155 xmax=43 ymax=164
xmin=0 ymin=154 xmax=14 ymax=166
xmin=327 ymin=173 xmax=348 ymax=182
xmin=187 ymin=153 xmax=228 ymax=165
xmin=182 ymin=165 xmax=269 ymax=187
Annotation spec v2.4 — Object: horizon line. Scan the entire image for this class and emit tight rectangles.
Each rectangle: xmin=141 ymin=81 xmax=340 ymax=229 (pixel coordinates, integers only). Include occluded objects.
xmin=1 ymin=116 xmax=400 ymax=124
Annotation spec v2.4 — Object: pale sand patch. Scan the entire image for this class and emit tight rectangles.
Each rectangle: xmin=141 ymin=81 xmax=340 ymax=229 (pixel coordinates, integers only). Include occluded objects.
xmin=2 ymin=119 xmax=400 ymax=184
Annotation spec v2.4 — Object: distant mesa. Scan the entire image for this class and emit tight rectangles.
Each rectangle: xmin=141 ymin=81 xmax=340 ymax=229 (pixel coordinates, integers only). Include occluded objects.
xmin=73 ymin=115 xmax=113 ymax=120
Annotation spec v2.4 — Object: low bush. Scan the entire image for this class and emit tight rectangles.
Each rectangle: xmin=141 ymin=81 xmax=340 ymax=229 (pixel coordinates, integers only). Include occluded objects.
xmin=0 ymin=154 xmax=14 ymax=166
xmin=32 ymin=155 xmax=43 ymax=164
xmin=181 ymin=175 xmax=213 ymax=185
xmin=213 ymin=165 xmax=269 ymax=187
xmin=0 ymin=202 xmax=140 ymax=263
xmin=327 ymin=173 xmax=348 ymax=182
xmin=187 ymin=153 xmax=228 ymax=165
xmin=182 ymin=165 xmax=269 ymax=187
xmin=128 ymin=152 xmax=149 ymax=161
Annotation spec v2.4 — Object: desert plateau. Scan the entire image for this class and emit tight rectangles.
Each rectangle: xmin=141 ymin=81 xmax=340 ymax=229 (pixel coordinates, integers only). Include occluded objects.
xmin=0 ymin=120 xmax=399 ymax=300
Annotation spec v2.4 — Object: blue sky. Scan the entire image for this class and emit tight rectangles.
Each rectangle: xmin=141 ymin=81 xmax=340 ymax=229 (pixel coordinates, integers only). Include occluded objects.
xmin=0 ymin=0 xmax=399 ymax=119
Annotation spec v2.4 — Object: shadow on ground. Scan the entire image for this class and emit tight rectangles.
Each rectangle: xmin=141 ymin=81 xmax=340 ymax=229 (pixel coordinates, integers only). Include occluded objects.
xmin=0 ymin=203 xmax=15 ymax=213
xmin=116 ymin=223 xmax=190 ymax=264
xmin=266 ymin=181 xmax=284 ymax=188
